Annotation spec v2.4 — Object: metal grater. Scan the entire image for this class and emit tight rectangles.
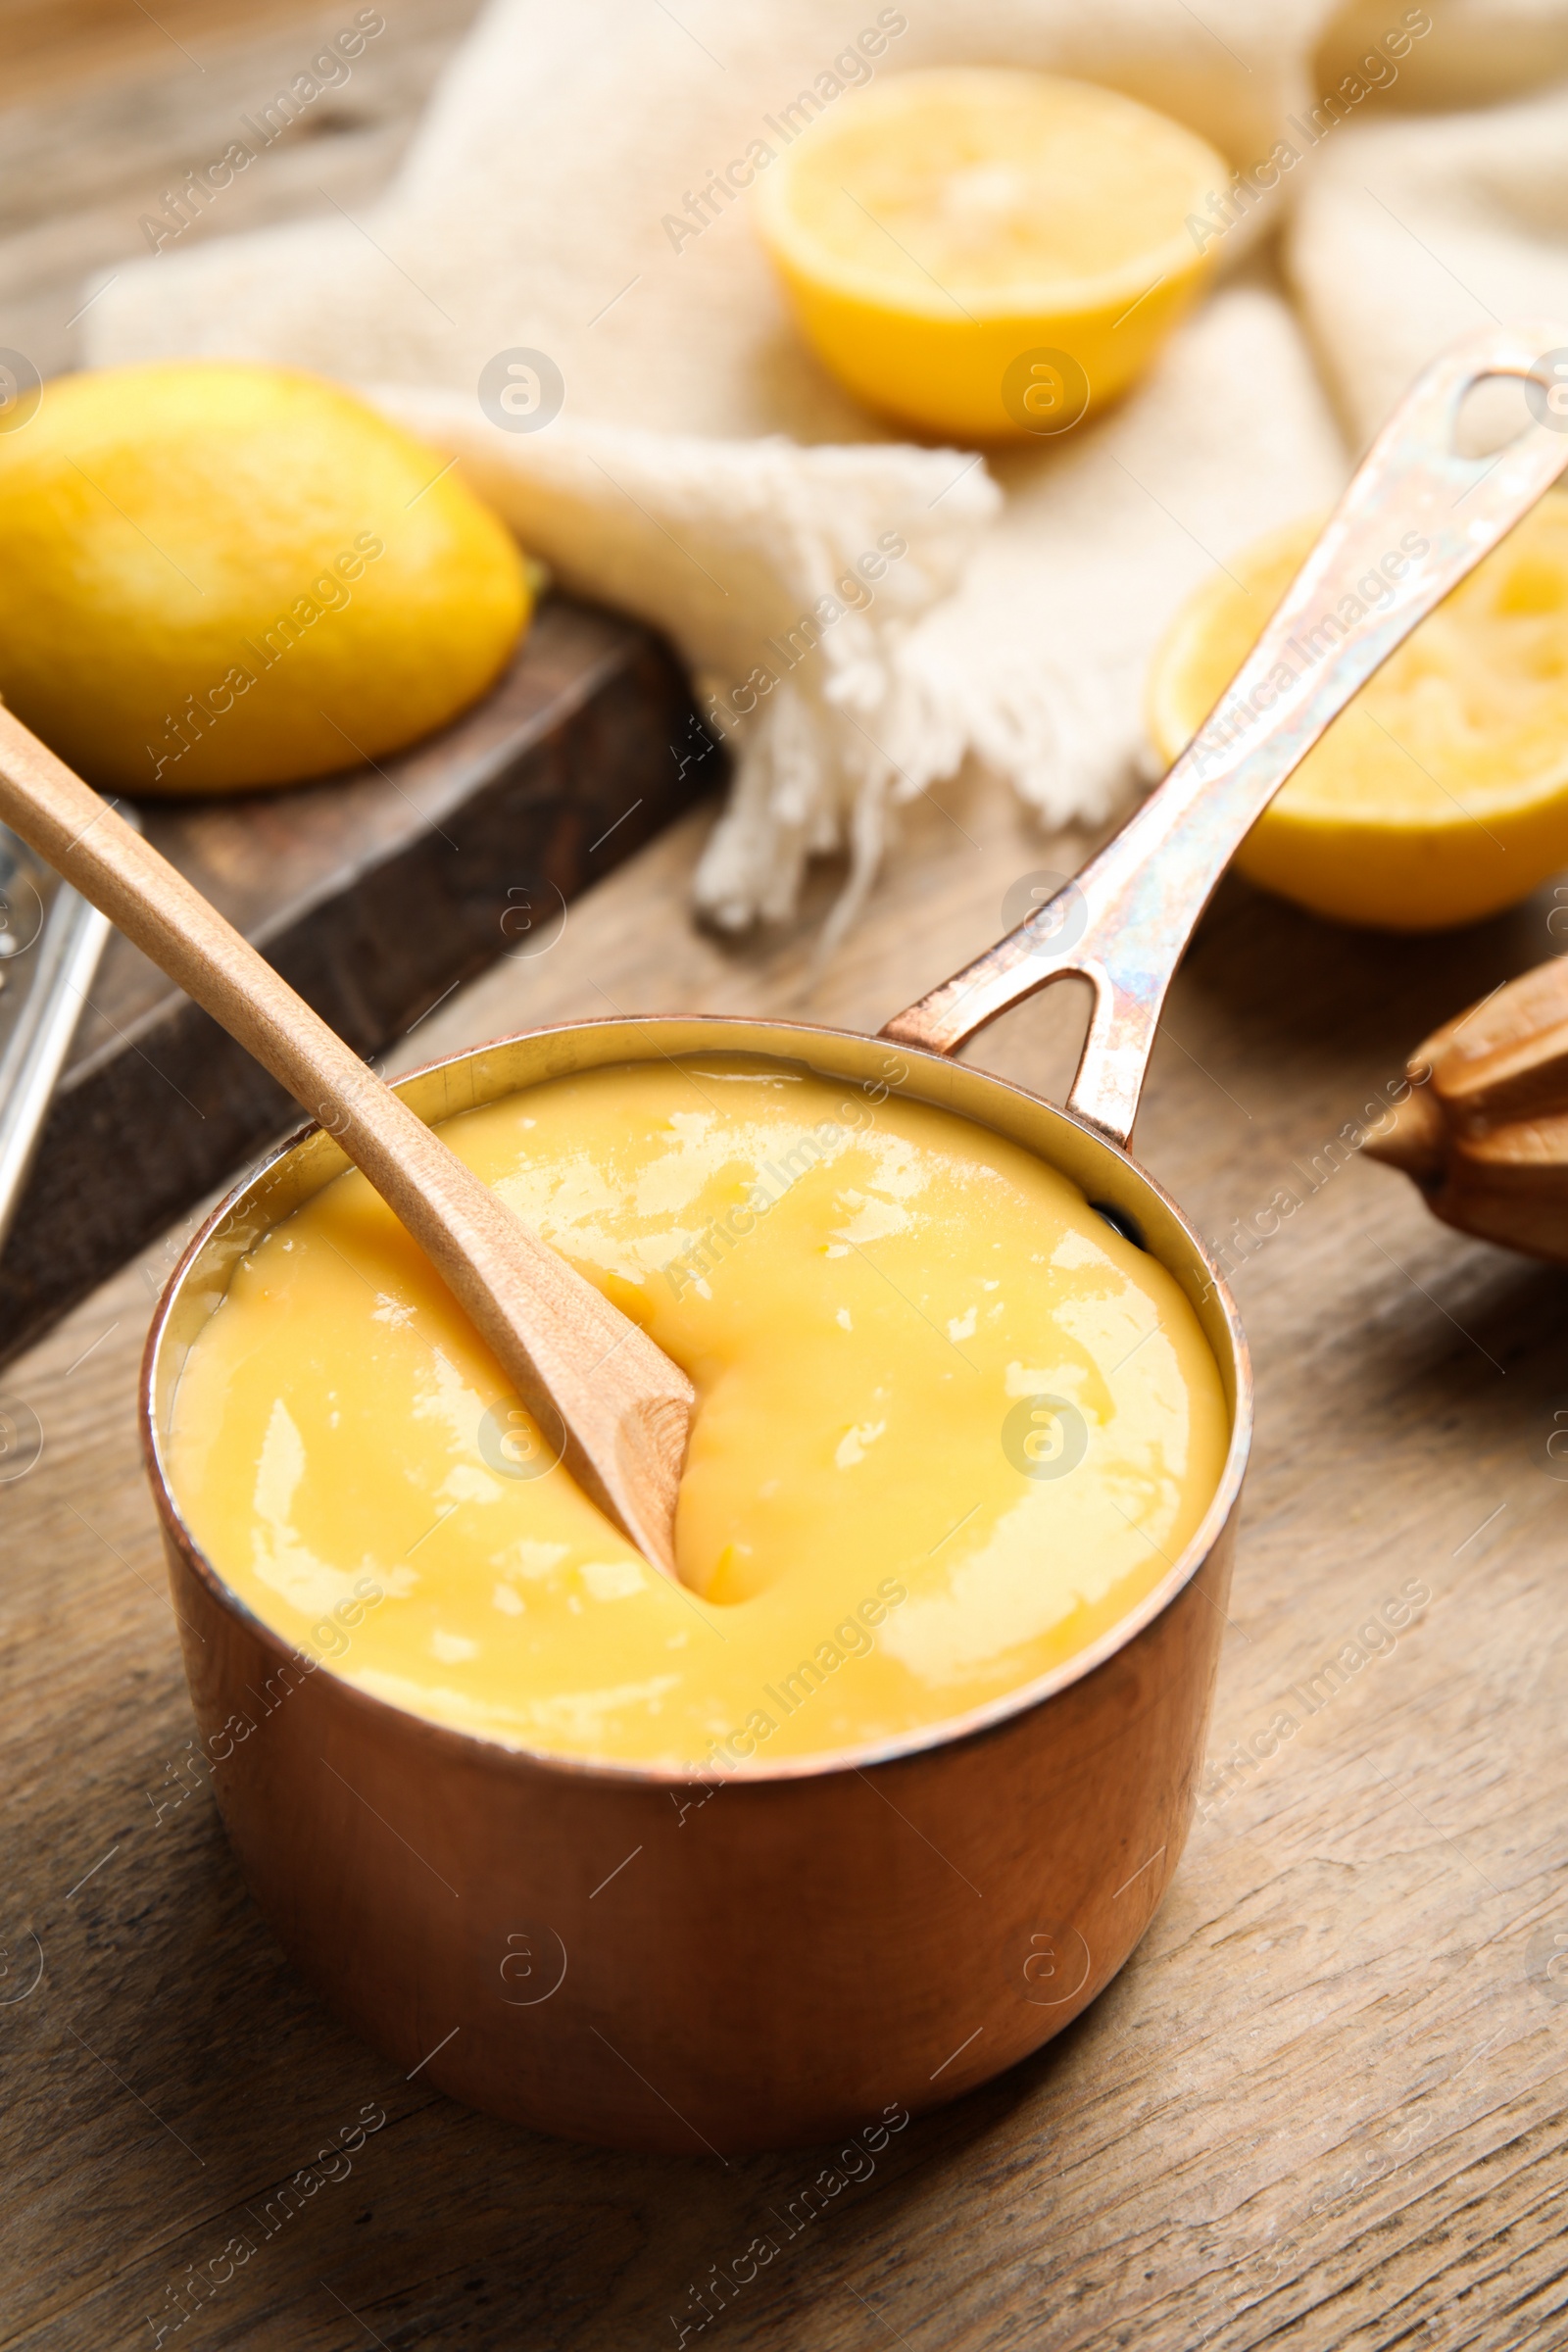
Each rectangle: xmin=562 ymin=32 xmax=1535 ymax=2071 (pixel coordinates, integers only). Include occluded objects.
xmin=0 ymin=815 xmax=127 ymax=1257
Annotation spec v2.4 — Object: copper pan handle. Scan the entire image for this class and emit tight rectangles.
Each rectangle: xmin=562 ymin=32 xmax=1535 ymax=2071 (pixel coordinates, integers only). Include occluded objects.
xmin=882 ymin=321 xmax=1568 ymax=1148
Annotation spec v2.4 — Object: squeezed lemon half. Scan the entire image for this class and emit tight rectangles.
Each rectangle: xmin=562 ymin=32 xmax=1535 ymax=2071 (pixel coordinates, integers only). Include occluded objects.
xmin=0 ymin=362 xmax=529 ymax=795
xmin=753 ymin=69 xmax=1227 ymax=441
xmin=1146 ymin=499 xmax=1568 ymax=931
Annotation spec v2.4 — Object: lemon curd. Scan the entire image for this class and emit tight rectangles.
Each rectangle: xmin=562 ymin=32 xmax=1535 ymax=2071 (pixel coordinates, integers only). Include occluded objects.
xmin=167 ymin=1058 xmax=1228 ymax=1768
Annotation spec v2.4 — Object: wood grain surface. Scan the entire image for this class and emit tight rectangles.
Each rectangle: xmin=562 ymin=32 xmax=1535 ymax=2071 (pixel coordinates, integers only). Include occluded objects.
xmin=0 ymin=0 xmax=484 ymax=358
xmin=7 ymin=762 xmax=1568 ymax=2351
xmin=6 ymin=8 xmax=1568 ymax=2350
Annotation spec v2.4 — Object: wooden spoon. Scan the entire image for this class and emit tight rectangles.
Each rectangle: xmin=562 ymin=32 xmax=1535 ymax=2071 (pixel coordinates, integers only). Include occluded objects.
xmin=0 ymin=706 xmax=695 ymax=1581
xmin=1364 ymin=955 xmax=1568 ymax=1263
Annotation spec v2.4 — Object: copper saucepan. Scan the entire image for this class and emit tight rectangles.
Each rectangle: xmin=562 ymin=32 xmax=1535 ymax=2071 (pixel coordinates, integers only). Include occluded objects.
xmin=143 ymin=325 xmax=1568 ymax=2152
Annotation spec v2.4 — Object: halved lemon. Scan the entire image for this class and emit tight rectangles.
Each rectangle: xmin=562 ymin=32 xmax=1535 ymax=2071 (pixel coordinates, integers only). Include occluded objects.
xmin=1146 ymin=498 xmax=1568 ymax=931
xmin=752 ymin=68 xmax=1228 ymax=442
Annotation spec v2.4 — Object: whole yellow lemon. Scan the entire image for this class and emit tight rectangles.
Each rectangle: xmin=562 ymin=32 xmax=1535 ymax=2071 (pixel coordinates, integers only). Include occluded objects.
xmin=0 ymin=362 xmax=529 ymax=794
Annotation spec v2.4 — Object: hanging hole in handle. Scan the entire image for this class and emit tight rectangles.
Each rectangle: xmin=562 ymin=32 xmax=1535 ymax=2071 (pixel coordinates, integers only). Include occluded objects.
xmin=1454 ymin=364 xmax=1556 ymax=460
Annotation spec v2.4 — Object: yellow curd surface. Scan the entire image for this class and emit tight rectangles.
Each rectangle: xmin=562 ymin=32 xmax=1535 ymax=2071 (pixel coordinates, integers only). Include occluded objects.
xmin=167 ymin=1057 xmax=1228 ymax=1768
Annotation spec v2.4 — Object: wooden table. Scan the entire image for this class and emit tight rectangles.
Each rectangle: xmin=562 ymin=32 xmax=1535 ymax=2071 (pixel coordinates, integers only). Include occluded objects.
xmin=10 ymin=773 xmax=1568 ymax=2350
xmin=6 ymin=11 xmax=1568 ymax=2348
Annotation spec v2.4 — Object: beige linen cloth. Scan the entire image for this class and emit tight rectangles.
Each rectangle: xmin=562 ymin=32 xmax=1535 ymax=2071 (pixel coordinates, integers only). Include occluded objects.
xmin=85 ymin=0 xmax=1568 ymax=940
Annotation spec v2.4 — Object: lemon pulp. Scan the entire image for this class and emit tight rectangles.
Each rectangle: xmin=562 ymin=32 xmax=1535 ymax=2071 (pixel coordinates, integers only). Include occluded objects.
xmin=1146 ymin=497 xmax=1568 ymax=930
xmin=753 ymin=70 xmax=1227 ymax=440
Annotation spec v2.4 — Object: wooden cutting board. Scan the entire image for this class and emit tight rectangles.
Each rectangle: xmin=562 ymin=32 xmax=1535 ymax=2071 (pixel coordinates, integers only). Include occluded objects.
xmin=0 ymin=597 xmax=714 ymax=1365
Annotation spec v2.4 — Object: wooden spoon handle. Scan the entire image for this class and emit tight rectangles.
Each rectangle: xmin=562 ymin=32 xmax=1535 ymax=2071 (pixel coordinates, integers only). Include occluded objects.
xmin=0 ymin=707 xmax=693 ymax=1579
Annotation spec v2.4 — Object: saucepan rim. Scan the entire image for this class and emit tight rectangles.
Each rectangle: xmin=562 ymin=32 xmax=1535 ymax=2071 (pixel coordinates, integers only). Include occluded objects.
xmin=140 ymin=1010 xmax=1252 ymax=1791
